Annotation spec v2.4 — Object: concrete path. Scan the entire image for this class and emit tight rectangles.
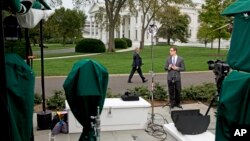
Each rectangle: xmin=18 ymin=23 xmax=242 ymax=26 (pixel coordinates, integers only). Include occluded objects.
xmin=35 ymin=71 xmax=215 ymax=97
xmin=34 ymin=102 xmax=216 ymax=141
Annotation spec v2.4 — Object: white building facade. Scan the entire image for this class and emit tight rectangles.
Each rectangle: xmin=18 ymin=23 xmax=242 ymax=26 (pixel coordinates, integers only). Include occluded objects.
xmin=84 ymin=0 xmax=230 ymax=48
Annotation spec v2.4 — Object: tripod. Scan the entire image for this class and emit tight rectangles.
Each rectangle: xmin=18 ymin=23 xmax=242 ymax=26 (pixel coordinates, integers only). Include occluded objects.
xmin=205 ymin=74 xmax=225 ymax=116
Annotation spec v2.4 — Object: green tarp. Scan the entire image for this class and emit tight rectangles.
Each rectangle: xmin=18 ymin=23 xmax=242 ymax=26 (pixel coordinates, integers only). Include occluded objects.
xmin=4 ymin=0 xmax=50 ymax=13
xmin=5 ymin=53 xmax=35 ymax=141
xmin=216 ymin=1 xmax=250 ymax=140
xmin=63 ymin=59 xmax=109 ymax=141
xmin=222 ymin=0 xmax=250 ymax=16
xmin=226 ymin=13 xmax=250 ymax=72
xmin=216 ymin=70 xmax=250 ymax=141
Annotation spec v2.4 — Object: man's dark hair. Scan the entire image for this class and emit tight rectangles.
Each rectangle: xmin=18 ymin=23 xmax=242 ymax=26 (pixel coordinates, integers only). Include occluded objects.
xmin=170 ymin=46 xmax=178 ymax=52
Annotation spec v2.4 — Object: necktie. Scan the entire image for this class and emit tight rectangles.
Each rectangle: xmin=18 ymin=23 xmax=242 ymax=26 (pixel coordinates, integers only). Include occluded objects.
xmin=172 ymin=57 xmax=176 ymax=65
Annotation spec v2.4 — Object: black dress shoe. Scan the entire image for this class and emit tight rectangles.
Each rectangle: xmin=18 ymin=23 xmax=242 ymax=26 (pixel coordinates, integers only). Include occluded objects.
xmin=170 ymin=103 xmax=175 ymax=108
xmin=175 ymin=105 xmax=182 ymax=108
xmin=143 ymin=79 xmax=148 ymax=83
xmin=128 ymin=81 xmax=132 ymax=83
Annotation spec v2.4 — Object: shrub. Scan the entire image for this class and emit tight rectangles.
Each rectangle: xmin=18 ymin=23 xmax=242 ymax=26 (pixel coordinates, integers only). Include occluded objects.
xmin=153 ymin=82 xmax=168 ymax=100
xmin=34 ymin=93 xmax=42 ymax=104
xmin=4 ymin=40 xmax=26 ymax=59
xmin=75 ymin=38 xmax=106 ymax=53
xmin=122 ymin=38 xmax=132 ymax=47
xmin=115 ymin=38 xmax=127 ymax=49
xmin=106 ymin=88 xmax=119 ymax=98
xmin=47 ymin=90 xmax=66 ymax=110
xmin=181 ymin=83 xmax=216 ymax=102
xmin=128 ymin=86 xmax=150 ymax=100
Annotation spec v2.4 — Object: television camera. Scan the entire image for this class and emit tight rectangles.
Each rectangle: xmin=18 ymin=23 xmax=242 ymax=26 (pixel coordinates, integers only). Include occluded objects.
xmin=205 ymin=60 xmax=230 ymax=116
xmin=207 ymin=60 xmax=230 ymax=94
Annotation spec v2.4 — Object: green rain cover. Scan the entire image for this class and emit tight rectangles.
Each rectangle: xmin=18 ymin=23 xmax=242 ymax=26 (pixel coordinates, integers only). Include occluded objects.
xmin=216 ymin=1 xmax=250 ymax=140
xmin=5 ymin=53 xmax=35 ymax=141
xmin=63 ymin=59 xmax=109 ymax=141
xmin=216 ymin=71 xmax=250 ymax=141
xmin=222 ymin=0 xmax=250 ymax=72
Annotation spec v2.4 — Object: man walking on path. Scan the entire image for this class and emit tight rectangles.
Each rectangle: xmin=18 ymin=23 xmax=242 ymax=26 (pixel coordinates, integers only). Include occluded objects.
xmin=128 ymin=48 xmax=148 ymax=83
xmin=165 ymin=46 xmax=185 ymax=108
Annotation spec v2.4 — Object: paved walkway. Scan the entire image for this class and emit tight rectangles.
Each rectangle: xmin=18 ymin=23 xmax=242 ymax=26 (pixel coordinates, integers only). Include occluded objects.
xmin=35 ymin=71 xmax=215 ymax=97
xmin=34 ymin=102 xmax=216 ymax=141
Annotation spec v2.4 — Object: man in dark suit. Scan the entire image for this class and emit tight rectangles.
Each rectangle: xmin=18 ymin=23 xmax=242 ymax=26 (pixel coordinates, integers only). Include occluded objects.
xmin=128 ymin=48 xmax=148 ymax=83
xmin=165 ymin=46 xmax=185 ymax=108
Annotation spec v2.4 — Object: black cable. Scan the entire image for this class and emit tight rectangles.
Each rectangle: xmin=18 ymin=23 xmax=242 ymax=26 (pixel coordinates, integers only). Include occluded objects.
xmin=145 ymin=113 xmax=169 ymax=141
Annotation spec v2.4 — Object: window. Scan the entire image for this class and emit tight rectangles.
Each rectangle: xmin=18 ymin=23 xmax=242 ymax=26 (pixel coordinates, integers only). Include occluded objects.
xmin=135 ymin=30 xmax=138 ymax=40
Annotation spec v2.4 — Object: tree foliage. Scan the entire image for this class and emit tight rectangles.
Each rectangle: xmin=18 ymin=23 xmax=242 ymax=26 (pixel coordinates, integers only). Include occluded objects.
xmin=156 ymin=5 xmax=190 ymax=45
xmin=48 ymin=0 xmax=63 ymax=8
xmin=197 ymin=23 xmax=213 ymax=48
xmin=30 ymin=7 xmax=86 ymax=45
xmin=198 ymin=0 xmax=235 ymax=49
xmin=132 ymin=0 xmax=193 ymax=48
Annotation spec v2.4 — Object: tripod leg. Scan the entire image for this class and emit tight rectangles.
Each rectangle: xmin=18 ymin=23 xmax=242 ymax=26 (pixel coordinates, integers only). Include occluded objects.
xmin=205 ymin=94 xmax=218 ymax=116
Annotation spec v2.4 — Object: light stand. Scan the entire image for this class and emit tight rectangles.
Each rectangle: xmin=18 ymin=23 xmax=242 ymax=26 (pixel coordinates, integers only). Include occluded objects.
xmin=147 ymin=23 xmax=158 ymax=123
xmin=0 ymin=1 xmax=11 ymax=140
xmin=37 ymin=19 xmax=52 ymax=130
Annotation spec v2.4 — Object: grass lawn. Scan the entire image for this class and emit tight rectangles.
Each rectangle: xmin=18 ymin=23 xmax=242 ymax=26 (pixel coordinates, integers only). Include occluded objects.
xmin=32 ymin=46 xmax=228 ymax=76
xmin=32 ymin=43 xmax=75 ymax=51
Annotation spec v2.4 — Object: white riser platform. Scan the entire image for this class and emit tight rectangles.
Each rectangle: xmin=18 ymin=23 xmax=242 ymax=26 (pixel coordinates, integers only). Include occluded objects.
xmin=66 ymin=97 xmax=151 ymax=133
xmin=163 ymin=123 xmax=215 ymax=141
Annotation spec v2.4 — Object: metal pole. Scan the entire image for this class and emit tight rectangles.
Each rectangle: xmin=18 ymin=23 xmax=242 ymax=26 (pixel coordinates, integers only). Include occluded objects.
xmin=96 ymin=106 xmax=100 ymax=141
xmin=148 ymin=23 xmax=157 ymax=123
xmin=0 ymin=0 xmax=11 ymax=139
xmin=25 ymin=28 xmax=31 ymax=66
xmin=150 ymin=33 xmax=155 ymax=123
xmin=39 ymin=20 xmax=46 ymax=112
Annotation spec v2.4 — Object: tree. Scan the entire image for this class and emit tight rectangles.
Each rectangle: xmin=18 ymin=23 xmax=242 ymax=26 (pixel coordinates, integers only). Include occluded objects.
xmin=72 ymin=0 xmax=128 ymax=52
xmin=197 ymin=23 xmax=213 ymax=48
xmin=104 ymin=0 xmax=128 ymax=52
xmin=199 ymin=0 xmax=234 ymax=53
xmin=48 ymin=0 xmax=63 ymax=8
xmin=133 ymin=0 xmax=193 ymax=49
xmin=156 ymin=5 xmax=189 ymax=45
xmin=44 ymin=8 xmax=86 ymax=45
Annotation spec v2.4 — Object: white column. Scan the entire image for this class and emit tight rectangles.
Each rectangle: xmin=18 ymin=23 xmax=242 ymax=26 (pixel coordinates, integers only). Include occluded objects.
xmin=124 ymin=16 xmax=129 ymax=38
xmin=94 ymin=17 xmax=96 ymax=38
xmin=120 ymin=18 xmax=123 ymax=38
xmin=90 ymin=16 xmax=92 ymax=38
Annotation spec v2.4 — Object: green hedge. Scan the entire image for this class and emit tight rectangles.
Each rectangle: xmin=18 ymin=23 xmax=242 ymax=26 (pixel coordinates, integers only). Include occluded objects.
xmin=122 ymin=38 xmax=132 ymax=47
xmin=75 ymin=38 xmax=106 ymax=53
xmin=181 ymin=83 xmax=216 ymax=102
xmin=4 ymin=40 xmax=26 ymax=59
xmin=115 ymin=38 xmax=127 ymax=49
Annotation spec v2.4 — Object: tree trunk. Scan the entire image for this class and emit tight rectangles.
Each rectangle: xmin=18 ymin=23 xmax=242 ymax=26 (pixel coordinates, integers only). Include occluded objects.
xmin=108 ymin=25 xmax=115 ymax=52
xmin=140 ymin=29 xmax=145 ymax=49
xmin=140 ymin=19 xmax=146 ymax=49
xmin=167 ymin=38 xmax=171 ymax=45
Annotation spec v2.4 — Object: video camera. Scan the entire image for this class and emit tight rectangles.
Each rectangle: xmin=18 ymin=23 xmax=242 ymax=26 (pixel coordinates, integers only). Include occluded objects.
xmin=207 ymin=60 xmax=230 ymax=94
xmin=207 ymin=60 xmax=230 ymax=77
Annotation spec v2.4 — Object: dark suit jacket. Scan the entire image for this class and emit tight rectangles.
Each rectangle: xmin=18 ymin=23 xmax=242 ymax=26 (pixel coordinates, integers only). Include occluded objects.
xmin=165 ymin=56 xmax=185 ymax=81
xmin=132 ymin=52 xmax=142 ymax=67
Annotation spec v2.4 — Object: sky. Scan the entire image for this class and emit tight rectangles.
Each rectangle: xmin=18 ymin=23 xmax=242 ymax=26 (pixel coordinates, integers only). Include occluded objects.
xmin=62 ymin=0 xmax=73 ymax=9
xmin=61 ymin=0 xmax=205 ymax=9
